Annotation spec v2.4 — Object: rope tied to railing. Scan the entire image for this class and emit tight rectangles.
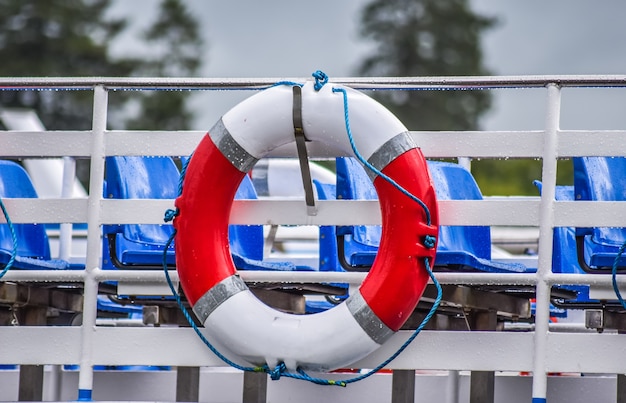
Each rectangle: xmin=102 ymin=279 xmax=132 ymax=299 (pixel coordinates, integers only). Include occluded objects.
xmin=611 ymin=241 xmax=626 ymax=308
xmin=162 ymin=70 xmax=441 ymax=387
xmin=0 ymin=197 xmax=17 ymax=279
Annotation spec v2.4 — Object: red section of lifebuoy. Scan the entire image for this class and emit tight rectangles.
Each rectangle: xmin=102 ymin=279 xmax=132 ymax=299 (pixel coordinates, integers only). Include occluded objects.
xmin=174 ymin=135 xmax=244 ymax=305
xmin=359 ymin=149 xmax=438 ymax=331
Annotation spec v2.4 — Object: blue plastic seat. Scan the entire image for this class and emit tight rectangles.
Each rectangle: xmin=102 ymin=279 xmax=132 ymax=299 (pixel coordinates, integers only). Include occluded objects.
xmin=0 ymin=160 xmax=69 ymax=270
xmin=574 ymin=157 xmax=626 ymax=273
xmin=103 ymin=156 xmax=179 ymax=269
xmin=103 ymin=156 xmax=310 ymax=272
xmin=324 ymin=158 xmax=527 ymax=273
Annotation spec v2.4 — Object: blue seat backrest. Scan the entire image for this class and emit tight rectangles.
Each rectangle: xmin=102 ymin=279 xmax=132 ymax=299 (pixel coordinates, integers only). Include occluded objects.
xmin=314 ymin=180 xmax=341 ymax=272
xmin=331 ymin=158 xmax=529 ymax=273
xmin=105 ymin=156 xmax=179 ymax=246
xmin=551 ymin=186 xmax=580 ymax=273
xmin=105 ymin=156 xmax=264 ymax=265
xmin=427 ymin=161 xmax=491 ymax=259
xmin=0 ymin=160 xmax=51 ymax=260
xmin=574 ymin=157 xmax=626 ymax=247
xmin=335 ymin=158 xmax=380 ymax=261
xmin=335 ymin=158 xmax=491 ymax=260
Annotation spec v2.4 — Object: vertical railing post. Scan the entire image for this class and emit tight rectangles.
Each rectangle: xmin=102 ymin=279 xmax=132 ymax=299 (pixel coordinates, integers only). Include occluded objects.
xmin=531 ymin=83 xmax=561 ymax=403
xmin=77 ymin=85 xmax=108 ymax=401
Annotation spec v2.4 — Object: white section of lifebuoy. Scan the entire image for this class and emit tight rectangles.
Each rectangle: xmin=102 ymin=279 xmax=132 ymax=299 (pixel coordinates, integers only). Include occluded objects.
xmin=222 ymin=82 xmax=407 ymax=162
xmin=201 ymin=290 xmax=379 ymax=371
xmin=302 ymin=84 xmax=407 ymax=159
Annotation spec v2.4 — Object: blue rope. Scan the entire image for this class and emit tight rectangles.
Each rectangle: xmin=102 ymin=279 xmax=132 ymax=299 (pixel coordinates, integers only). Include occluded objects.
xmin=611 ymin=241 xmax=626 ymax=309
xmin=270 ymin=70 xmax=327 ymax=91
xmin=270 ymin=81 xmax=302 ymax=89
xmin=0 ymin=197 xmax=17 ymax=279
xmin=162 ymin=70 xmax=442 ymax=387
xmin=331 ymin=86 xmax=433 ymax=226
xmin=160 ymin=226 xmax=261 ymax=373
xmin=312 ymin=70 xmax=329 ymax=91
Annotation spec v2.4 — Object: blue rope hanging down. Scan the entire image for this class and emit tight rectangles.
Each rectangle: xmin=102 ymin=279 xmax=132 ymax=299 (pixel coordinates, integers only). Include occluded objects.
xmin=162 ymin=70 xmax=442 ymax=387
xmin=612 ymin=241 xmax=626 ymax=309
xmin=0 ymin=197 xmax=17 ymax=279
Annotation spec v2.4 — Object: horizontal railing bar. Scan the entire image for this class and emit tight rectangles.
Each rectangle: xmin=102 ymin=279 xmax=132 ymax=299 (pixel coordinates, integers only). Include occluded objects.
xmin=558 ymin=130 xmax=626 ymax=157
xmin=554 ymin=201 xmax=626 ymax=227
xmin=0 ymin=199 xmax=87 ymax=223
xmin=416 ymin=131 xmax=544 ymax=158
xmin=4 ymin=269 xmax=626 ymax=288
xmin=2 ymin=75 xmax=626 ymax=90
xmin=105 ymin=131 xmax=205 ymax=156
xmin=1 ymin=198 xmax=624 ymax=227
xmin=1 ymin=130 xmax=624 ymax=159
xmin=97 ymin=199 xmax=541 ymax=226
xmin=0 ymin=327 xmax=625 ymax=373
xmin=0 ymin=131 xmax=92 ymax=157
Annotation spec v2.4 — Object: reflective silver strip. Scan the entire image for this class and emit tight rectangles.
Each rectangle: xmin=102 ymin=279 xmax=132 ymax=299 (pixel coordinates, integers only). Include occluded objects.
xmin=209 ymin=118 xmax=258 ymax=172
xmin=365 ymin=132 xmax=417 ymax=181
xmin=192 ymin=275 xmax=248 ymax=324
xmin=250 ymin=159 xmax=270 ymax=196
xmin=346 ymin=290 xmax=394 ymax=345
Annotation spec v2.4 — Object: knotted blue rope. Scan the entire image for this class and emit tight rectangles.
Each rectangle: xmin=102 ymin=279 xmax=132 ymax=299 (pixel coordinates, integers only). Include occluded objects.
xmin=611 ymin=241 xmax=626 ymax=309
xmin=0 ymin=197 xmax=17 ymax=279
xmin=312 ymin=70 xmax=329 ymax=91
xmin=423 ymin=234 xmax=437 ymax=249
xmin=162 ymin=70 xmax=442 ymax=387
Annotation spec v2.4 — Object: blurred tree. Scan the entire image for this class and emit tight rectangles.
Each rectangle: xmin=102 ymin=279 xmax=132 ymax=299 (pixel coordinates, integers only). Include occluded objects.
xmin=357 ymin=0 xmax=568 ymax=195
xmin=125 ymin=0 xmax=204 ymax=130
xmin=358 ymin=0 xmax=496 ymax=131
xmin=0 ymin=0 xmax=204 ymax=131
xmin=472 ymin=159 xmax=574 ymax=196
xmin=0 ymin=0 xmax=204 ymax=187
xmin=0 ymin=0 xmax=135 ymax=130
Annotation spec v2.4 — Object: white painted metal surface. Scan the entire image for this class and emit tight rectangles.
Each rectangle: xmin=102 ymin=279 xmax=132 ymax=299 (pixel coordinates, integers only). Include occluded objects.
xmin=1 ymin=75 xmax=626 ymax=401
xmin=2 ymin=368 xmax=622 ymax=403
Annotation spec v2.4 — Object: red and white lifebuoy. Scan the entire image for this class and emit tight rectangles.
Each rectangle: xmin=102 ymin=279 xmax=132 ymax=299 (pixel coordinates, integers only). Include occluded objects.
xmin=174 ymin=81 xmax=438 ymax=371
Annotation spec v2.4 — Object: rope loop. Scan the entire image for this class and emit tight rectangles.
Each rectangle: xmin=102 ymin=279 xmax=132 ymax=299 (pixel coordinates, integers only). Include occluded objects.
xmin=312 ymin=70 xmax=329 ymax=91
xmin=163 ymin=208 xmax=179 ymax=223
xmin=423 ymin=235 xmax=436 ymax=249
xmin=268 ymin=362 xmax=287 ymax=380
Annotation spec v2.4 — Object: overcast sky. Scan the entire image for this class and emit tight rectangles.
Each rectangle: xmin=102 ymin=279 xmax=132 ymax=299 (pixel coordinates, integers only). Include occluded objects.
xmin=109 ymin=1 xmax=626 ymax=132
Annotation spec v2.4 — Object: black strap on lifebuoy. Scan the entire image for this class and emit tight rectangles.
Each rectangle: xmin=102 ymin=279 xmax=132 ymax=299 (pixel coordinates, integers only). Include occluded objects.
xmin=292 ymin=85 xmax=317 ymax=216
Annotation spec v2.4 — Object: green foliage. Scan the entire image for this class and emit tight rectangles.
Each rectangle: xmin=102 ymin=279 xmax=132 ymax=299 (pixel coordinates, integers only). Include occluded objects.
xmin=358 ymin=0 xmax=497 ymax=131
xmin=125 ymin=0 xmax=204 ymax=131
xmin=0 ymin=0 xmax=136 ymax=130
xmin=471 ymin=159 xmax=574 ymax=196
xmin=0 ymin=0 xmax=204 ymax=131
xmin=142 ymin=0 xmax=203 ymax=77
xmin=0 ymin=0 xmax=204 ymax=187
xmin=357 ymin=0 xmax=557 ymax=196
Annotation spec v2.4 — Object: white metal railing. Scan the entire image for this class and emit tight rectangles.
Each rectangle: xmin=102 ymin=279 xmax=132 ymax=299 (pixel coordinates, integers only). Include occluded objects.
xmin=1 ymin=76 xmax=626 ymax=402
